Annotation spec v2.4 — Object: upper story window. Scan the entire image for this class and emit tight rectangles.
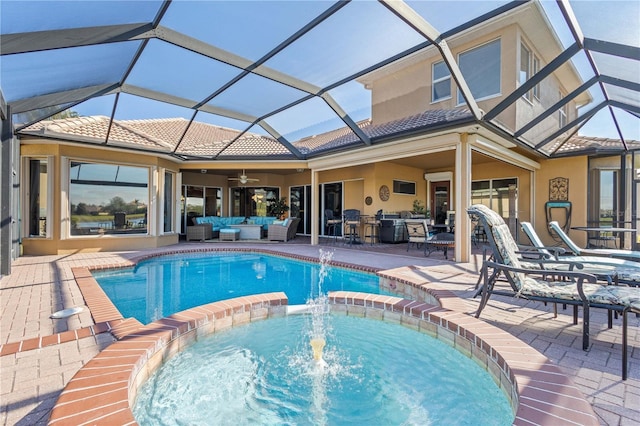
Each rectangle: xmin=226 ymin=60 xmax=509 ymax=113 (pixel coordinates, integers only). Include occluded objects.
xmin=532 ymin=56 xmax=540 ymax=100
xmin=520 ymin=43 xmax=532 ymax=102
xmin=558 ymin=92 xmax=568 ymax=128
xmin=519 ymin=42 xmax=540 ymax=102
xmin=432 ymin=61 xmax=451 ymax=102
xmin=457 ymin=39 xmax=501 ymax=104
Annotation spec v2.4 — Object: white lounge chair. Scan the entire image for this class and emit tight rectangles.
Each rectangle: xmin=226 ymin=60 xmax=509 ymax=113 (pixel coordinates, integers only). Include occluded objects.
xmin=521 ymin=221 xmax=640 ymax=287
xmin=549 ymin=221 xmax=640 ymax=262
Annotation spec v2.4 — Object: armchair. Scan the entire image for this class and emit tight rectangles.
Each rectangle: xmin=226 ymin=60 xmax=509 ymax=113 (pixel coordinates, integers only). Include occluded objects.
xmin=267 ymin=217 xmax=300 ymax=242
xmin=404 ymin=220 xmax=431 ymax=253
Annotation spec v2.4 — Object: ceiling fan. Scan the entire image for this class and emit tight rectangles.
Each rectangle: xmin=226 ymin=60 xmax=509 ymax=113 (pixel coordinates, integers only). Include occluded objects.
xmin=228 ymin=169 xmax=259 ymax=185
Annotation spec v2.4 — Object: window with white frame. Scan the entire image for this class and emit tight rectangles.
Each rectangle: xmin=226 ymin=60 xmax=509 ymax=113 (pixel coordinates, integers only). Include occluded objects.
xmin=25 ymin=157 xmax=51 ymax=238
xmin=520 ymin=43 xmax=532 ymax=101
xmin=558 ymin=92 xmax=568 ymax=128
xmin=520 ymin=42 xmax=541 ymax=102
xmin=457 ymin=39 xmax=501 ymax=104
xmin=69 ymin=161 xmax=149 ymax=236
xmin=532 ymin=56 xmax=540 ymax=100
xmin=163 ymin=170 xmax=175 ymax=233
xmin=432 ymin=61 xmax=451 ymax=102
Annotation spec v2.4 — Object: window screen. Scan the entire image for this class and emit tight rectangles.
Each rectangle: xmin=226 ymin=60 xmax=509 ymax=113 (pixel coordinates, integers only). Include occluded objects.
xmin=457 ymin=39 xmax=501 ymax=104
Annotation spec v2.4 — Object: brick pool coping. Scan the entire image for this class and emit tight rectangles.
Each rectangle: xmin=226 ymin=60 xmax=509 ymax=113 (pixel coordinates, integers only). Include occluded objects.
xmin=47 ymin=248 xmax=598 ymax=425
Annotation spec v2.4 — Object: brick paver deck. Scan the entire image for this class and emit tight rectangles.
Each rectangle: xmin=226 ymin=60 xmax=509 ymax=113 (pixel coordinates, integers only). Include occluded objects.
xmin=1 ymin=240 xmax=638 ymax=425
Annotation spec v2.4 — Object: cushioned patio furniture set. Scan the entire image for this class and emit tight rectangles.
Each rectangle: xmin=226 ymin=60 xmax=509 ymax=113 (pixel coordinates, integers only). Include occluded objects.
xmin=467 ymin=204 xmax=639 ymax=380
xmin=188 ymin=216 xmax=299 ymax=242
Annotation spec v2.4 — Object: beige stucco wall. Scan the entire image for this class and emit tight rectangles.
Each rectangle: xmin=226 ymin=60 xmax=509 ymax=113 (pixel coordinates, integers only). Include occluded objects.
xmin=21 ymin=142 xmax=181 ymax=255
xmin=369 ymin=21 xmax=582 ymax=145
xmin=371 ymin=26 xmax=518 ymax=127
xmin=318 ymin=163 xmax=428 ymax=217
xmin=534 ymin=156 xmax=588 ymax=247
xmin=472 ymin=157 xmax=532 ymax=243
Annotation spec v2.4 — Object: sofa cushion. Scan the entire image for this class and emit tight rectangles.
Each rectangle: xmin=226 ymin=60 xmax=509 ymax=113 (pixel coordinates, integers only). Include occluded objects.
xmin=196 ymin=216 xmax=276 ymax=231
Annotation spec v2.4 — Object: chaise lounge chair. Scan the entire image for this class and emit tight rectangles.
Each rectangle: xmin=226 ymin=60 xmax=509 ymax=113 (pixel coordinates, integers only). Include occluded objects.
xmin=549 ymin=220 xmax=640 ymax=262
xmin=467 ymin=204 xmax=639 ymax=379
xmin=521 ymin=221 xmax=640 ymax=287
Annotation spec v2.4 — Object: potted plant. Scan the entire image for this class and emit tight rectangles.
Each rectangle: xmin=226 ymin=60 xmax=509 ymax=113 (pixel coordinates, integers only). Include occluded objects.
xmin=412 ymin=199 xmax=429 ymax=217
xmin=267 ymin=197 xmax=290 ymax=219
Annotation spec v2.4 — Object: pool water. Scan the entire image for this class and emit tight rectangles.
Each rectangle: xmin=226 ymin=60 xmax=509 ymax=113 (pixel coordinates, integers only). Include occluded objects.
xmin=94 ymin=252 xmax=388 ymax=324
xmin=133 ymin=315 xmax=514 ymax=425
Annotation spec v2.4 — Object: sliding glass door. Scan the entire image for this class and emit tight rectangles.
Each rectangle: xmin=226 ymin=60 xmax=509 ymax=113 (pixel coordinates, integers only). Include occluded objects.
xmin=321 ymin=182 xmax=343 ymax=237
xmin=290 ymin=185 xmax=311 ymax=235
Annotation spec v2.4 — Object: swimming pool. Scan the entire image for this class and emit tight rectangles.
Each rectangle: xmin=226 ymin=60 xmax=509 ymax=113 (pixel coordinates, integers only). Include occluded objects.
xmin=94 ymin=252 xmax=389 ymax=324
xmin=133 ymin=314 xmax=514 ymax=425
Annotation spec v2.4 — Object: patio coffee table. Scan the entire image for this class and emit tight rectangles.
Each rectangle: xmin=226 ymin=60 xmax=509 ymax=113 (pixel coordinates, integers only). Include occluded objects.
xmin=230 ymin=224 xmax=262 ymax=240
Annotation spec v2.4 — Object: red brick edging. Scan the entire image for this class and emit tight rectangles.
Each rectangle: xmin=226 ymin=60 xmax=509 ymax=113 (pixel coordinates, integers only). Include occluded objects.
xmin=48 ymin=291 xmax=598 ymax=425
xmin=0 ymin=321 xmax=119 ymax=357
xmin=48 ymin=293 xmax=288 ymax=425
xmin=329 ymin=291 xmax=599 ymax=426
xmin=45 ymin=248 xmax=597 ymax=425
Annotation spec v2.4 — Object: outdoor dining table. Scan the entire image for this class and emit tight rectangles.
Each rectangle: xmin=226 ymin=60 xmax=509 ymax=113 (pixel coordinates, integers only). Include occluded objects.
xmin=570 ymin=226 xmax=637 ymax=248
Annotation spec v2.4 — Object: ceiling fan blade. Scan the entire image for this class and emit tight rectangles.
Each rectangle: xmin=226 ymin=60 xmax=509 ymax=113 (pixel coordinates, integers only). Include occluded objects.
xmin=228 ymin=170 xmax=259 ymax=184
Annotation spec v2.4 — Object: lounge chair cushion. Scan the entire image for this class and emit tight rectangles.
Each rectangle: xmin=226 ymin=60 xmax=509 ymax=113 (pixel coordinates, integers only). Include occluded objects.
xmin=483 ymin=205 xmax=640 ymax=309
xmin=473 ymin=204 xmax=640 ymax=309
xmin=522 ymin=221 xmax=640 ymax=285
xmin=520 ymin=277 xmax=640 ymax=309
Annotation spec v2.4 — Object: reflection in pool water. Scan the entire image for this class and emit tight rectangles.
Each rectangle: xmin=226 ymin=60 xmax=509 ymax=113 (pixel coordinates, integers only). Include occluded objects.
xmin=94 ymin=252 xmax=389 ymax=324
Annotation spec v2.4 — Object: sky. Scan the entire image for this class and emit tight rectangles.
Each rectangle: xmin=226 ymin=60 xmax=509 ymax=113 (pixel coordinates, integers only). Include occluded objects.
xmin=1 ymin=0 xmax=638 ymax=143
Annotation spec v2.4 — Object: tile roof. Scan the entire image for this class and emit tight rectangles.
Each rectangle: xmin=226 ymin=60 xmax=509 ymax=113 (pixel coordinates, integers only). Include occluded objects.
xmin=19 ymin=109 xmax=635 ymax=159
xmin=543 ymin=134 xmax=640 ymax=155
xmin=216 ymin=135 xmax=296 ymax=159
xmin=292 ymin=108 xmax=476 ymax=154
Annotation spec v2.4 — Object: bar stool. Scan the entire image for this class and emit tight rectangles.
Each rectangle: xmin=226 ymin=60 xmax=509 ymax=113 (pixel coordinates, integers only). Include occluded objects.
xmin=342 ymin=209 xmax=361 ymax=246
xmin=364 ymin=211 xmax=382 ymax=245
xmin=324 ymin=209 xmax=342 ymax=244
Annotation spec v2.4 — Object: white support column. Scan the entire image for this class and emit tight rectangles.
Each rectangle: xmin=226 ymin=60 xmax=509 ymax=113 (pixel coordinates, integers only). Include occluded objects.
xmin=175 ymin=172 xmax=182 ymax=234
xmin=149 ymin=166 xmax=158 ymax=236
xmin=59 ymin=156 xmax=70 ymax=240
xmin=311 ymin=169 xmax=318 ymax=245
xmin=455 ymin=137 xmax=472 ymax=262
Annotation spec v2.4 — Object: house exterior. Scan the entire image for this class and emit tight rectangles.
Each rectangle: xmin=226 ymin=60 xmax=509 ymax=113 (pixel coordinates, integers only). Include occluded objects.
xmin=8 ymin=1 xmax=639 ymax=264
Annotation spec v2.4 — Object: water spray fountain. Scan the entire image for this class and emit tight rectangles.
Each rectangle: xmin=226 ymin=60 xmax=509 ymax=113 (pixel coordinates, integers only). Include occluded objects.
xmin=307 ymin=249 xmax=333 ymax=368
xmin=310 ymin=337 xmax=327 ymax=367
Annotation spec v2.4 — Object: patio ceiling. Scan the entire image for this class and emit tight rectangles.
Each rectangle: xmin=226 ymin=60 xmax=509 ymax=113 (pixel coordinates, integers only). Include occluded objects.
xmin=1 ymin=0 xmax=638 ymax=161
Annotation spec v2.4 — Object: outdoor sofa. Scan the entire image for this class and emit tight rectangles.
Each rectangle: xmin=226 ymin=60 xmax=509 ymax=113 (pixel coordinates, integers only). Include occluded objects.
xmin=193 ymin=216 xmax=277 ymax=239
